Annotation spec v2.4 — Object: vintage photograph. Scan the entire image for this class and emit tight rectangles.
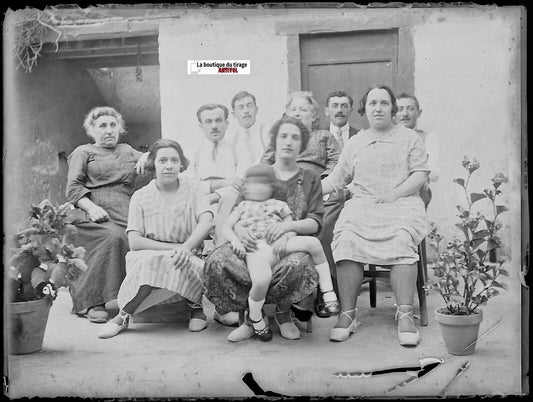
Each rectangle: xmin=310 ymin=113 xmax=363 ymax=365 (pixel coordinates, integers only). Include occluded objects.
xmin=3 ymin=3 xmax=527 ymax=399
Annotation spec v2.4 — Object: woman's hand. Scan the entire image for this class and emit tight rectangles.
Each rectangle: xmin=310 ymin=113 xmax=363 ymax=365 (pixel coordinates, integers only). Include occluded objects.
xmin=170 ymin=245 xmax=193 ymax=269
xmin=272 ymin=234 xmax=289 ymax=258
xmin=135 ymin=152 xmax=149 ymax=174
xmin=227 ymin=177 xmax=245 ymax=191
xmin=264 ymin=222 xmax=291 ymax=244
xmin=234 ymin=223 xmax=257 ymax=252
xmin=87 ymin=205 xmax=110 ymax=223
xmin=375 ymin=192 xmax=398 ymax=204
xmin=230 ymin=239 xmax=246 ymax=259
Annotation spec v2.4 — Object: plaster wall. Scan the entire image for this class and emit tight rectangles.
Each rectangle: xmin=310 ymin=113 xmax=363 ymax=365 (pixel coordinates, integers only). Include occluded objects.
xmin=159 ymin=15 xmax=289 ymax=157
xmin=412 ymin=8 xmax=522 ymax=265
xmin=159 ymin=7 xmax=522 ymax=262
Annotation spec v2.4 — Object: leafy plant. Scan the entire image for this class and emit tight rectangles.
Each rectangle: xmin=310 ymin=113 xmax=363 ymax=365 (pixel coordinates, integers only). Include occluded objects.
xmin=7 ymin=199 xmax=88 ymax=302
xmin=428 ymin=156 xmax=509 ymax=315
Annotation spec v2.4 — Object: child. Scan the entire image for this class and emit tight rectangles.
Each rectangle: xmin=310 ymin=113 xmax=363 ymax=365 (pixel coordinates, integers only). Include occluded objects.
xmin=222 ymin=164 xmax=340 ymax=341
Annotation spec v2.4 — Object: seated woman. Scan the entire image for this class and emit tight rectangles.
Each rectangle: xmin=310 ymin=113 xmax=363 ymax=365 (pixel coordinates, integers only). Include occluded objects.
xmin=262 ymin=91 xmax=343 ymax=316
xmin=66 ymin=106 xmax=144 ymax=323
xmin=98 ymin=139 xmax=214 ymax=339
xmin=322 ymin=86 xmax=431 ymax=346
xmin=204 ymin=116 xmax=324 ymax=342
xmin=222 ymin=164 xmax=340 ymax=341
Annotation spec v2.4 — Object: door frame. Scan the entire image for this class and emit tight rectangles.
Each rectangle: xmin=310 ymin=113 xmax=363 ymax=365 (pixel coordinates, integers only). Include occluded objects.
xmin=276 ymin=20 xmax=414 ymax=97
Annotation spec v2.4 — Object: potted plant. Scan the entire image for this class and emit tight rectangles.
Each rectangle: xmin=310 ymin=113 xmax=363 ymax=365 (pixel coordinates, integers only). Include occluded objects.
xmin=6 ymin=199 xmax=88 ymax=354
xmin=428 ymin=156 xmax=509 ymax=355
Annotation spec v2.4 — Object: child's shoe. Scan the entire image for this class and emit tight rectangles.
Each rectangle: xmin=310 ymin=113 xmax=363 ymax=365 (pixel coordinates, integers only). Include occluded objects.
xmin=319 ymin=290 xmax=340 ymax=316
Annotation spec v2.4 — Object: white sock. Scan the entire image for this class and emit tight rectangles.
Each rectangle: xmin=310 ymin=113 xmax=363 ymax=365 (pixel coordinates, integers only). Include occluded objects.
xmin=315 ymin=261 xmax=334 ymax=293
xmin=248 ymin=296 xmax=265 ymax=324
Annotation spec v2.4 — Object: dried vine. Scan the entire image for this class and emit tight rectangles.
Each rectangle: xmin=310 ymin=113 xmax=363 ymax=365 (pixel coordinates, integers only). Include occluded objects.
xmin=12 ymin=9 xmax=61 ymax=73
xmin=11 ymin=6 xmax=120 ymax=73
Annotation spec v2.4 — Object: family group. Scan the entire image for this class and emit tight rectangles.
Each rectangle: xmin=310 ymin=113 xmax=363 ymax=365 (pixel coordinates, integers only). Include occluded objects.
xmin=64 ymin=86 xmax=440 ymax=347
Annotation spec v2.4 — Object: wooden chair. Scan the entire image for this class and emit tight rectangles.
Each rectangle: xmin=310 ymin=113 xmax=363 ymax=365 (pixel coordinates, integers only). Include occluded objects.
xmin=364 ymin=239 xmax=428 ymax=326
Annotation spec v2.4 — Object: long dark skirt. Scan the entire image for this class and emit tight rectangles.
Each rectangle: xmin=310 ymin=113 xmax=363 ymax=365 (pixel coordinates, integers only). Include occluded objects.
xmin=203 ymin=242 xmax=318 ymax=315
xmin=68 ymin=217 xmax=129 ymax=314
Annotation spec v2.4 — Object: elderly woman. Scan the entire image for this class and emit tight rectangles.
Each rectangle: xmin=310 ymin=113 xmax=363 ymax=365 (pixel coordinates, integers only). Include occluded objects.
xmin=263 ymin=91 xmax=340 ymax=178
xmin=98 ymin=139 xmax=214 ymax=339
xmin=322 ymin=86 xmax=431 ymax=346
xmin=66 ymin=106 xmax=144 ymax=323
xmin=204 ymin=116 xmax=324 ymax=342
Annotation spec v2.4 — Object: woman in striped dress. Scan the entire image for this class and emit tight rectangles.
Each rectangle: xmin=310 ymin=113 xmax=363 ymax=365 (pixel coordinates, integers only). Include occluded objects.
xmin=98 ymin=139 xmax=214 ymax=339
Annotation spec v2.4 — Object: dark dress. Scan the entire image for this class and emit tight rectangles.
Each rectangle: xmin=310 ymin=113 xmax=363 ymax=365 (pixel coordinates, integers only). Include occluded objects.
xmin=66 ymin=143 xmax=142 ymax=314
xmin=203 ymin=168 xmax=324 ymax=314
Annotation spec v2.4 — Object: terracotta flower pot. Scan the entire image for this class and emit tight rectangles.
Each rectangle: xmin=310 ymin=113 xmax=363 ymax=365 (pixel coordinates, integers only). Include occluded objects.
xmin=434 ymin=307 xmax=483 ymax=356
xmin=8 ymin=297 xmax=52 ymax=354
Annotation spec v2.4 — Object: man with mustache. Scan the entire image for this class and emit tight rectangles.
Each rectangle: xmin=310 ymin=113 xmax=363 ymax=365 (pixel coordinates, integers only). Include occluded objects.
xmin=190 ymin=103 xmax=243 ymax=328
xmin=325 ymin=90 xmax=359 ymax=148
xmin=396 ymin=93 xmax=440 ymax=207
xmin=190 ymin=103 xmax=243 ymax=194
xmin=316 ymin=90 xmax=360 ymax=317
xmin=226 ymin=91 xmax=269 ymax=177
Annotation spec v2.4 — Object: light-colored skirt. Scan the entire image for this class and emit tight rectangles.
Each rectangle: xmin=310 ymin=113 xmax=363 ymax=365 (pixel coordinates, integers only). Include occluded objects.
xmin=332 ymin=195 xmax=430 ymax=266
xmin=117 ymin=249 xmax=204 ymax=314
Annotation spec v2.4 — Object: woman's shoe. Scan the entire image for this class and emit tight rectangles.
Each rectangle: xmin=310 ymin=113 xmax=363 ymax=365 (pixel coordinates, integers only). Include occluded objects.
xmin=394 ymin=304 xmax=420 ymax=346
xmin=88 ymin=305 xmax=109 ymax=323
xmin=98 ymin=311 xmax=129 ymax=339
xmin=213 ymin=310 xmax=239 ymax=327
xmin=274 ymin=310 xmax=300 ymax=340
xmin=227 ymin=324 xmax=254 ymax=342
xmin=188 ymin=302 xmax=208 ymax=332
xmin=329 ymin=309 xmax=359 ymax=342
xmin=250 ymin=317 xmax=273 ymax=342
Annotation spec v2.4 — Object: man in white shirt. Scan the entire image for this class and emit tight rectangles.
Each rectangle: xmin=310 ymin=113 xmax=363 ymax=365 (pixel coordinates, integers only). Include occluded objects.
xmin=227 ymin=91 xmax=269 ymax=177
xmin=190 ymin=103 xmax=243 ymax=194
xmin=191 ymin=103 xmax=243 ymax=327
xmin=396 ymin=93 xmax=440 ymax=207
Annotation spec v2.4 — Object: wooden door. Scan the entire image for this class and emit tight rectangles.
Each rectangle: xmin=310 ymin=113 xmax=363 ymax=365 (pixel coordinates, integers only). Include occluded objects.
xmin=300 ymin=30 xmax=398 ymax=130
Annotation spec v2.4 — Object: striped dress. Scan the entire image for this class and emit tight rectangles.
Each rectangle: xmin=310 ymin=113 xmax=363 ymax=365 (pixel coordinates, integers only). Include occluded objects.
xmin=116 ymin=178 xmax=212 ymax=313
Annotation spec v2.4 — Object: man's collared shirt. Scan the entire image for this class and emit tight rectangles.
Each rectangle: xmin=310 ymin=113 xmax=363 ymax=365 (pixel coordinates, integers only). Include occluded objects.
xmin=329 ymin=122 xmax=350 ymax=150
xmin=228 ymin=123 xmax=269 ymax=177
xmin=188 ymin=138 xmax=238 ymax=193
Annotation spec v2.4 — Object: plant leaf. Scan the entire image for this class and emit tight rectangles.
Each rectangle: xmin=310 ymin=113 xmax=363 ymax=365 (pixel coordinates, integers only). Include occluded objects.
xmin=449 ymin=294 xmax=465 ymax=305
xmin=470 ymin=192 xmax=487 ymax=204
xmin=473 ymin=229 xmax=490 ymax=239
xmin=471 ymin=238 xmax=485 ymax=250
xmin=487 ymin=238 xmax=501 ymax=251
xmin=492 ymin=281 xmax=509 ymax=290
xmin=30 ymin=267 xmax=49 ymax=289
xmin=496 ymin=205 xmax=508 ymax=214
xmin=70 ymin=258 xmax=88 ymax=272
xmin=487 ymin=288 xmax=500 ymax=298
xmin=476 ymin=249 xmax=486 ymax=260
xmin=453 ymin=178 xmax=466 ymax=188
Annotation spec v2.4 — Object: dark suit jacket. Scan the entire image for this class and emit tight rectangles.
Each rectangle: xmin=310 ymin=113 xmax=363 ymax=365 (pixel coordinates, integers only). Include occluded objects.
xmin=348 ymin=126 xmax=359 ymax=138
